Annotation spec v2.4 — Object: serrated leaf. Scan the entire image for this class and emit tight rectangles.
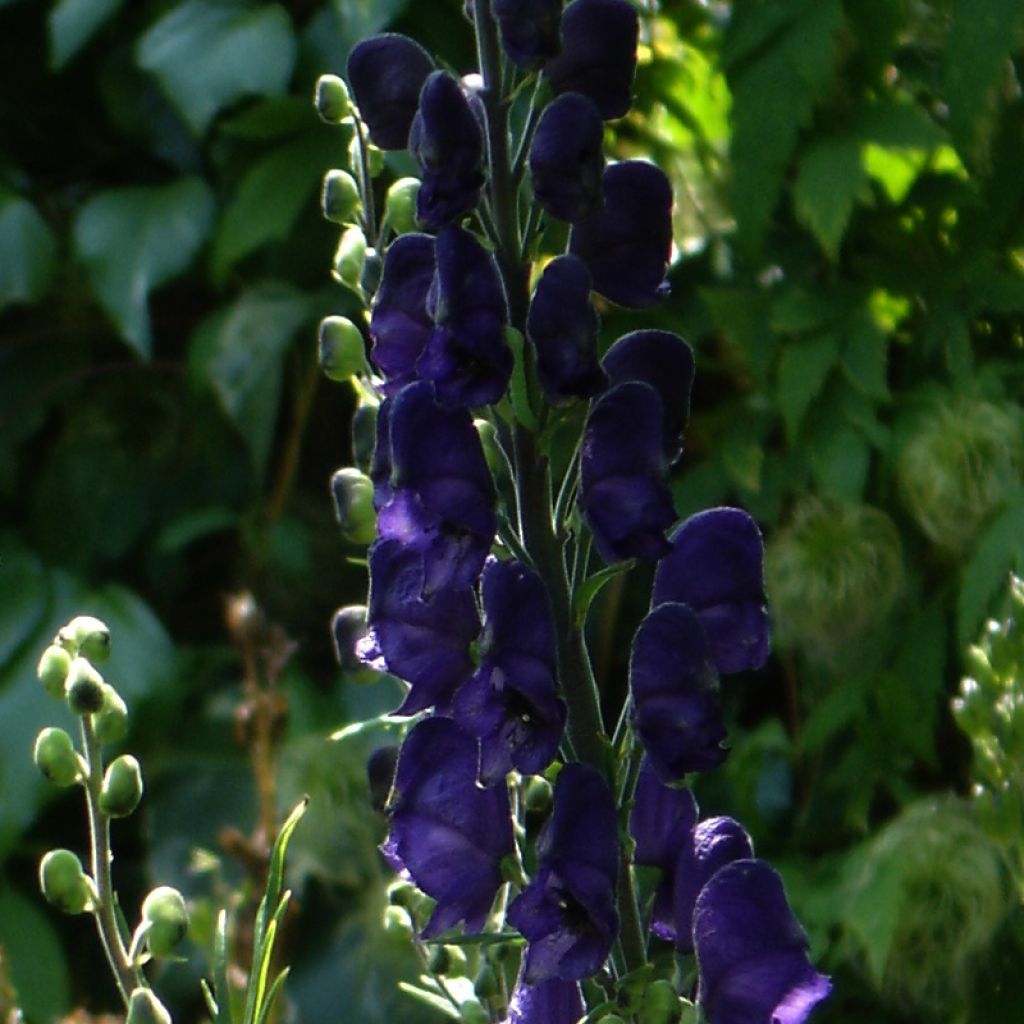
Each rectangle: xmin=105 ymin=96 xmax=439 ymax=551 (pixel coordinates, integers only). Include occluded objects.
xmin=48 ymin=0 xmax=125 ymax=69
xmin=73 ymin=178 xmax=214 ymax=357
xmin=0 ymin=193 xmax=57 ymax=310
xmin=136 ymin=0 xmax=297 ymax=136
xmin=841 ymin=307 xmax=889 ymax=400
xmin=794 ymin=134 xmax=870 ymax=258
xmin=776 ymin=334 xmax=840 ymax=443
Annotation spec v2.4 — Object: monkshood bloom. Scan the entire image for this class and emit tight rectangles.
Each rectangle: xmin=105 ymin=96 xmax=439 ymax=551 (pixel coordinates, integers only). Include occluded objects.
xmin=375 ymin=381 xmax=496 ymax=592
xmin=347 ymin=34 xmax=435 ymax=150
xmin=369 ymin=233 xmax=435 ymax=393
xmin=383 ymin=717 xmax=514 ymax=937
xmin=493 ymin=0 xmax=563 ymax=69
xmin=528 ymin=93 xmax=605 ymax=223
xmin=580 ymin=381 xmax=675 ymax=562
xmin=452 ymin=557 xmax=566 ymax=785
xmin=570 ymin=160 xmax=673 ymax=308
xmin=410 ymin=71 xmax=485 ymax=230
xmin=508 ymin=764 xmax=619 ymax=983
xmin=418 ymin=225 xmax=512 ymax=408
xmin=502 ymin=975 xmax=585 ymax=1024
xmin=526 ymin=255 xmax=606 ymax=401
xmin=693 ymin=860 xmax=832 ymax=1024
xmin=544 ymin=0 xmax=639 ymax=120
xmin=629 ymin=602 xmax=727 ymax=781
xmin=360 ymin=540 xmax=480 ymax=714
xmin=603 ymin=330 xmax=694 ymax=461
xmin=652 ymin=508 xmax=770 ymax=675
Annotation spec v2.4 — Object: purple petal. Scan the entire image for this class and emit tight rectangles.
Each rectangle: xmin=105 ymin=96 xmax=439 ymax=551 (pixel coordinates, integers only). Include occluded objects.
xmin=494 ymin=0 xmax=564 ymax=69
xmin=504 ymin=975 xmax=585 ymax=1024
xmin=478 ymin=557 xmax=557 ymax=668
xmin=629 ymin=758 xmax=698 ymax=868
xmin=652 ymin=509 xmax=769 ymax=675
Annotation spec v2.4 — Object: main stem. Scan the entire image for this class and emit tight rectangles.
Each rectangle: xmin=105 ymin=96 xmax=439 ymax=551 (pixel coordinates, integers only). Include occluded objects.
xmin=470 ymin=0 xmax=647 ymax=976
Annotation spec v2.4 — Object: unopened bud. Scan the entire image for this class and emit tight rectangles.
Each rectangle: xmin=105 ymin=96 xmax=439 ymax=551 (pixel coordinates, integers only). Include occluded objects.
xmin=34 ymin=728 xmax=80 ymax=787
xmin=331 ymin=605 xmax=376 ymax=678
xmin=59 ymin=615 xmax=111 ymax=662
xmin=383 ymin=178 xmax=420 ymax=235
xmin=319 ymin=316 xmax=369 ymax=382
xmin=524 ymin=775 xmax=552 ymax=814
xmin=314 ymin=74 xmax=352 ymax=123
xmin=65 ymin=658 xmax=106 ymax=715
xmin=125 ymin=988 xmax=172 ymax=1024
xmin=142 ymin=886 xmax=190 ymax=957
xmin=473 ymin=964 xmax=498 ymax=999
xmin=100 ymin=755 xmax=143 ymax=818
xmin=93 ymin=684 xmax=128 ymax=745
xmin=322 ymin=169 xmax=362 ymax=225
xmin=37 ymin=644 xmax=72 ymax=699
xmin=333 ymin=224 xmax=367 ymax=290
xmin=330 ymin=468 xmax=377 ymax=545
xmin=641 ymin=979 xmax=681 ymax=1024
xmin=349 ymin=135 xmax=384 ymax=177
xmin=383 ymin=904 xmax=414 ymax=940
xmin=386 ymin=879 xmax=418 ymax=908
xmin=39 ymin=849 xmax=91 ymax=914
xmin=427 ymin=945 xmax=451 ymax=975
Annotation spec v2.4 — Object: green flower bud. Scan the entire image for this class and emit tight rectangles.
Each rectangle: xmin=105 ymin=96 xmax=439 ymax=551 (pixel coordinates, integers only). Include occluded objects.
xmin=473 ymin=964 xmax=499 ymax=999
xmin=330 ymin=468 xmax=377 ymax=545
xmin=458 ymin=1000 xmax=488 ymax=1024
xmin=321 ymin=169 xmax=362 ymax=225
xmin=319 ymin=315 xmax=370 ymax=382
xmin=93 ymin=684 xmax=129 ymax=745
xmin=332 ymin=224 xmax=367 ymax=290
xmin=125 ymin=988 xmax=172 ymax=1024
xmin=383 ymin=904 xmax=414 ymax=940
xmin=34 ymin=727 xmax=80 ymax=787
xmin=65 ymin=658 xmax=106 ymax=715
xmin=386 ymin=879 xmax=418 ymax=908
xmin=37 ymin=644 xmax=72 ymax=699
xmin=142 ymin=886 xmax=190 ymax=958
xmin=383 ymin=177 xmax=421 ymax=235
xmin=59 ymin=615 xmax=111 ymax=662
xmin=314 ymin=74 xmax=352 ymax=123
xmin=523 ymin=775 xmax=552 ymax=814
xmin=641 ymin=980 xmax=681 ymax=1024
xmin=349 ymin=135 xmax=384 ymax=177
xmin=39 ymin=849 xmax=91 ymax=915
xmin=99 ymin=754 xmax=144 ymax=818
xmin=427 ymin=945 xmax=451 ymax=975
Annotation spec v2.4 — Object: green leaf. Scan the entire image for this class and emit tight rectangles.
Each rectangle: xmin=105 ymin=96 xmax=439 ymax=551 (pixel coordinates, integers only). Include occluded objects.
xmin=189 ymin=284 xmax=316 ymax=477
xmin=396 ymin=982 xmax=461 ymax=1020
xmin=136 ymin=0 xmax=297 ymax=136
xmin=701 ymin=287 xmax=776 ymax=387
xmin=574 ymin=561 xmax=634 ymax=627
xmin=841 ymin=306 xmax=890 ymax=400
xmin=794 ymin=134 xmax=870 ymax=258
xmin=48 ymin=0 xmax=125 ymax=69
xmin=327 ymin=0 xmax=414 ymax=55
xmin=505 ymin=327 xmax=539 ymax=431
xmin=0 ymin=193 xmax=57 ymax=310
xmin=72 ymin=178 xmax=214 ymax=357
xmin=775 ymin=333 xmax=840 ymax=442
xmin=0 ymin=540 xmax=48 ymax=667
xmin=808 ymin=424 xmax=869 ymax=502
xmin=798 ymin=671 xmax=870 ymax=754
xmin=329 ymin=713 xmax=408 ymax=742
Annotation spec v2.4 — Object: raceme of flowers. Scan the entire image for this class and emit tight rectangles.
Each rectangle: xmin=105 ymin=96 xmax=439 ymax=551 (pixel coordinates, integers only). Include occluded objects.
xmin=322 ymin=2 xmax=831 ymax=1022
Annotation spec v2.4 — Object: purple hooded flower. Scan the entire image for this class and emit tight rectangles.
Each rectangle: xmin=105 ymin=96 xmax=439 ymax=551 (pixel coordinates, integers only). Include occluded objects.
xmin=347 ymin=34 xmax=435 ymax=150
xmin=417 ymin=226 xmax=513 ymax=408
xmin=503 ymin=975 xmax=585 ymax=1024
xmin=361 ymin=540 xmax=480 ymax=714
xmin=383 ymin=717 xmax=514 ymax=937
xmin=526 ymin=255 xmax=606 ymax=402
xmin=544 ymin=0 xmax=639 ymax=120
xmin=652 ymin=509 xmax=770 ymax=675
xmin=452 ymin=558 xmax=566 ymax=785
xmin=494 ymin=0 xmax=564 ymax=69
xmin=376 ymin=381 xmax=496 ymax=593
xmin=508 ymin=764 xmax=619 ymax=983
xmin=693 ymin=860 xmax=832 ymax=1024
xmin=603 ymin=330 xmax=694 ymax=461
xmin=570 ymin=161 xmax=672 ymax=308
xmin=410 ymin=71 xmax=485 ymax=230
xmin=529 ymin=93 xmax=605 ymax=223
xmin=369 ymin=234 xmax=435 ymax=393
xmin=580 ymin=381 xmax=675 ymax=562
xmin=629 ymin=602 xmax=727 ymax=782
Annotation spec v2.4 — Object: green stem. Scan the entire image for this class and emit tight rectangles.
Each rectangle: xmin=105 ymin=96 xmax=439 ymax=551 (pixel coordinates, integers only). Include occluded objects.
xmin=354 ymin=116 xmax=378 ymax=249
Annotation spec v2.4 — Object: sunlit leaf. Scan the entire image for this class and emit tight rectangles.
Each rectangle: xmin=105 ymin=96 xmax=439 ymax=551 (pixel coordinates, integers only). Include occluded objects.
xmin=776 ymin=333 xmax=840 ymax=443
xmin=48 ymin=0 xmax=125 ymax=69
xmin=794 ymin=134 xmax=870 ymax=258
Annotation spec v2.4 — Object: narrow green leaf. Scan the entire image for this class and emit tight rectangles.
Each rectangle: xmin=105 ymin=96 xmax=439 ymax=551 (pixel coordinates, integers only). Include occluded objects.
xmin=212 ymin=909 xmax=233 ymax=1024
xmin=48 ymin=0 xmax=125 ymax=69
xmin=264 ymin=801 xmax=307 ymax=922
xmin=397 ymin=982 xmax=461 ymax=1020
xmin=0 ymin=193 xmax=57 ymax=310
xmin=200 ymin=979 xmax=220 ymax=1022
xmin=775 ymin=334 xmax=840 ymax=443
xmin=254 ymin=968 xmax=291 ymax=1024
xmin=421 ymin=931 xmax=524 ymax=948
xmin=505 ymin=327 xmax=539 ymax=431
xmin=574 ymin=562 xmax=634 ymax=626
xmin=330 ymin=713 xmax=409 ymax=742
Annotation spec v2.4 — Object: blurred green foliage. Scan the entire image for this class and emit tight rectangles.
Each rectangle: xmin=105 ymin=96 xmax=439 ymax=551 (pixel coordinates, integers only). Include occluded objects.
xmin=1 ymin=0 xmax=1023 ymax=1021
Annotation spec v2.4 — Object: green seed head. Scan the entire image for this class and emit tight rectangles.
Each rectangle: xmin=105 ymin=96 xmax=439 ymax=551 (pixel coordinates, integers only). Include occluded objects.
xmin=321 ymin=169 xmax=362 ymax=225
xmin=99 ymin=754 xmax=144 ymax=818
xmin=142 ymin=885 xmax=190 ymax=958
xmin=39 ymin=849 xmax=91 ymax=914
xmin=65 ymin=658 xmax=107 ymax=715
xmin=37 ymin=644 xmax=72 ymax=699
xmin=34 ymin=727 xmax=80 ymax=787
xmin=319 ymin=315 xmax=369 ymax=382
xmin=93 ymin=684 xmax=129 ymax=745
xmin=383 ymin=177 xmax=421 ymax=235
xmin=313 ymin=74 xmax=352 ymax=123
xmin=59 ymin=615 xmax=111 ymax=662
xmin=125 ymin=988 xmax=172 ymax=1024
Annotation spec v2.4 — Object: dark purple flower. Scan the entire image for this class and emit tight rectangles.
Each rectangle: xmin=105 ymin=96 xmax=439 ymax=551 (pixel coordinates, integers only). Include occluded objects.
xmin=629 ymin=602 xmax=726 ymax=782
xmin=494 ymin=0 xmax=563 ymax=69
xmin=580 ymin=381 xmax=675 ymax=562
xmin=503 ymin=975 xmax=585 ymax=1024
xmin=508 ymin=764 xmax=619 ymax=983
xmin=410 ymin=71 xmax=485 ymax=230
xmin=417 ymin=226 xmax=512 ymax=408
xmin=652 ymin=509 xmax=769 ymax=675
xmin=694 ymin=859 xmax=832 ymax=1024
xmin=529 ymin=93 xmax=605 ymax=223
xmin=544 ymin=0 xmax=639 ymax=120
xmin=526 ymin=255 xmax=606 ymax=402
xmin=347 ymin=34 xmax=435 ymax=150
xmin=570 ymin=161 xmax=672 ymax=308
xmin=361 ymin=540 xmax=480 ymax=714
xmin=383 ymin=717 xmax=514 ymax=937
xmin=452 ymin=558 xmax=566 ymax=785
xmin=369 ymin=234 xmax=435 ymax=393
xmin=603 ymin=330 xmax=694 ymax=461
xmin=376 ymin=381 xmax=496 ymax=593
